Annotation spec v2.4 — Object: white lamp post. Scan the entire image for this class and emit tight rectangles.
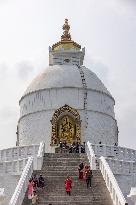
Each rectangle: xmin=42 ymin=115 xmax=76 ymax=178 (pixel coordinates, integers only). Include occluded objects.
xmin=128 ymin=187 xmax=136 ymax=205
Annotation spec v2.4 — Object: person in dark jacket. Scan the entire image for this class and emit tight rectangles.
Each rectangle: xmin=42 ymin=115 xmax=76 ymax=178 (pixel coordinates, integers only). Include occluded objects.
xmin=86 ymin=169 xmax=93 ymax=188
xmin=32 ymin=174 xmax=39 ymax=190
xmin=75 ymin=142 xmax=79 ymax=153
xmin=38 ymin=174 xmax=45 ymax=189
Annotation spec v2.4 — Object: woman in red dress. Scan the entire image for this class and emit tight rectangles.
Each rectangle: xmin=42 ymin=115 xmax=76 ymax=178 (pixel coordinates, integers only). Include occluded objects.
xmin=27 ymin=179 xmax=34 ymax=199
xmin=78 ymin=162 xmax=84 ymax=180
xmin=65 ymin=176 xmax=72 ymax=196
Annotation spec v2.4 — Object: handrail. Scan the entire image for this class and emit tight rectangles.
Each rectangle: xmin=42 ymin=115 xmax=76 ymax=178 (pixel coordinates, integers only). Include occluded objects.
xmin=37 ymin=141 xmax=45 ymax=157
xmin=9 ymin=156 xmax=33 ymax=205
xmin=9 ymin=142 xmax=45 ymax=205
xmin=86 ymin=141 xmax=96 ymax=170
xmin=100 ymin=156 xmax=128 ymax=205
xmin=36 ymin=142 xmax=45 ymax=170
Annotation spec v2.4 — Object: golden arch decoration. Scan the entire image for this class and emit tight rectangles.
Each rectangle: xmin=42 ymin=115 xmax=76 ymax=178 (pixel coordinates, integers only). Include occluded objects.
xmin=50 ymin=104 xmax=81 ymax=146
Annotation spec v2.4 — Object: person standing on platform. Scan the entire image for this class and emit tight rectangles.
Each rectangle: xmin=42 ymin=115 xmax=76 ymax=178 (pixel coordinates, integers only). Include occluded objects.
xmin=59 ymin=141 xmax=63 ymax=153
xmin=75 ymin=142 xmax=79 ymax=153
xmin=65 ymin=176 xmax=72 ymax=196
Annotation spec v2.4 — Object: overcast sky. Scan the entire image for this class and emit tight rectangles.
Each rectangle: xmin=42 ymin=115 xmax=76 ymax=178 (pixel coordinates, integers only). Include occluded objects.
xmin=0 ymin=0 xmax=136 ymax=149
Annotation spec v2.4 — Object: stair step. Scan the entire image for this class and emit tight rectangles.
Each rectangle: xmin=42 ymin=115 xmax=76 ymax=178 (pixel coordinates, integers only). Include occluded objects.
xmin=22 ymin=153 xmax=113 ymax=205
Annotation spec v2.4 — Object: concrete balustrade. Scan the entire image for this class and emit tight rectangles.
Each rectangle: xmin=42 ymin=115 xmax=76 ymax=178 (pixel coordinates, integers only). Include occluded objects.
xmin=0 ymin=144 xmax=39 ymax=161
xmin=0 ymin=158 xmax=28 ymax=175
xmin=91 ymin=143 xmax=136 ymax=161
xmin=86 ymin=141 xmax=127 ymax=205
xmin=106 ymin=158 xmax=136 ymax=175
xmin=0 ymin=142 xmax=44 ymax=175
xmin=100 ymin=156 xmax=128 ymax=205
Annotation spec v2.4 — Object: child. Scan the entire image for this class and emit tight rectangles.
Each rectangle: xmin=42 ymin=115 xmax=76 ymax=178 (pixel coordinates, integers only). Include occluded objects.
xmin=32 ymin=191 xmax=39 ymax=205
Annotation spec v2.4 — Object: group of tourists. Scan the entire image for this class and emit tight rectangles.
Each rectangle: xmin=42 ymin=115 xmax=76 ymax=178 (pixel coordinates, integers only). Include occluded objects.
xmin=27 ymin=163 xmax=92 ymax=203
xmin=59 ymin=141 xmax=85 ymax=153
xmin=78 ymin=162 xmax=93 ymax=188
xmin=27 ymin=174 xmax=45 ymax=204
xmin=64 ymin=162 xmax=93 ymax=196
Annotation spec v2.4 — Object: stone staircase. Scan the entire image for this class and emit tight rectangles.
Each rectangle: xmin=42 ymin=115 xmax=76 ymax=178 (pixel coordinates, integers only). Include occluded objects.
xmin=22 ymin=153 xmax=113 ymax=205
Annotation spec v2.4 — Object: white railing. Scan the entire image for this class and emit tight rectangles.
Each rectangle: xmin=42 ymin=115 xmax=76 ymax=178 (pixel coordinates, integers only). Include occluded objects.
xmin=0 ymin=144 xmax=39 ymax=161
xmin=100 ymin=156 xmax=128 ymax=205
xmin=86 ymin=141 xmax=96 ymax=170
xmin=9 ymin=142 xmax=45 ymax=205
xmin=0 ymin=142 xmax=45 ymax=174
xmin=34 ymin=142 xmax=45 ymax=170
xmin=9 ymin=157 xmax=33 ymax=205
xmin=91 ymin=143 xmax=136 ymax=161
xmin=106 ymin=158 xmax=136 ymax=175
xmin=0 ymin=158 xmax=28 ymax=175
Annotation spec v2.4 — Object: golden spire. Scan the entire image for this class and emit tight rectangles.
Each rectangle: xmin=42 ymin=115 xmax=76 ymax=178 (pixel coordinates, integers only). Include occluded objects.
xmin=52 ymin=19 xmax=81 ymax=51
xmin=61 ymin=19 xmax=71 ymax=41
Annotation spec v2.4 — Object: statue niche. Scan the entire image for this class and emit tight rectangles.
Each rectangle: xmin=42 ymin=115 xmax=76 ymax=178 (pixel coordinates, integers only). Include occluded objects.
xmin=50 ymin=104 xmax=81 ymax=146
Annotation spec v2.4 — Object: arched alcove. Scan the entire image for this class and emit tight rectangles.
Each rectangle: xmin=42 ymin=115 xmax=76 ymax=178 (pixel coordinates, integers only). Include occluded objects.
xmin=50 ymin=104 xmax=81 ymax=146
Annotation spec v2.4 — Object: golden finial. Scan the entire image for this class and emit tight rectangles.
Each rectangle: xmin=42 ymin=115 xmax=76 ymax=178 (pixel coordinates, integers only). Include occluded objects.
xmin=61 ymin=18 xmax=71 ymax=41
xmin=52 ymin=19 xmax=81 ymax=51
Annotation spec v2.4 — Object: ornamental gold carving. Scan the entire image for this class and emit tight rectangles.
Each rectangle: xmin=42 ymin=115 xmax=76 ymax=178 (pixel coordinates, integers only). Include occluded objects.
xmin=50 ymin=104 xmax=81 ymax=146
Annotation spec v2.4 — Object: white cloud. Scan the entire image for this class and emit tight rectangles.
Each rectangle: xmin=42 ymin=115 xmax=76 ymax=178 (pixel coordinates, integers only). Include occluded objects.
xmin=16 ymin=61 xmax=34 ymax=80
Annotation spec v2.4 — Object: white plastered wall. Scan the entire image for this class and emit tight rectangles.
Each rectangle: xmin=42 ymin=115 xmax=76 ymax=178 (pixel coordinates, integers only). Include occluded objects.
xmin=18 ymin=87 xmax=117 ymax=153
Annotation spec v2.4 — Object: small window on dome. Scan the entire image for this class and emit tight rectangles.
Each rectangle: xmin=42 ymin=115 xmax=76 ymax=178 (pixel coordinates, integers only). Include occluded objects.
xmin=64 ymin=59 xmax=70 ymax=63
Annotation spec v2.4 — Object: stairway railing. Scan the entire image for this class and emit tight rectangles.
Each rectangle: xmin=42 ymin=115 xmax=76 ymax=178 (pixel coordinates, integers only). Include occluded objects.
xmin=36 ymin=141 xmax=45 ymax=170
xmin=9 ymin=142 xmax=45 ymax=205
xmin=100 ymin=156 xmax=128 ymax=205
xmin=9 ymin=156 xmax=33 ymax=205
xmin=86 ymin=141 xmax=96 ymax=170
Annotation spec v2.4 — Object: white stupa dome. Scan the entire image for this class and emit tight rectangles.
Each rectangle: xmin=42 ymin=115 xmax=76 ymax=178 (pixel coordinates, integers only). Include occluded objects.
xmin=23 ymin=65 xmax=112 ymax=98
